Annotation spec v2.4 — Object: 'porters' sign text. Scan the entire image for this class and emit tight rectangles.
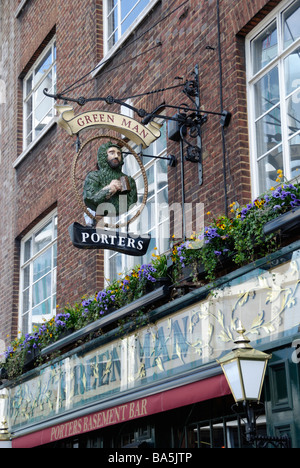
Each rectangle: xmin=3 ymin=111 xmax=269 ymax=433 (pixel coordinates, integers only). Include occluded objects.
xmin=68 ymin=223 xmax=150 ymax=255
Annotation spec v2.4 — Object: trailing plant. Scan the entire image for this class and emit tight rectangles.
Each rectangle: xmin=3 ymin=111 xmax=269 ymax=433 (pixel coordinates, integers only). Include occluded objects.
xmin=0 ymin=250 xmax=169 ymax=378
xmin=173 ymin=173 xmax=300 ymax=281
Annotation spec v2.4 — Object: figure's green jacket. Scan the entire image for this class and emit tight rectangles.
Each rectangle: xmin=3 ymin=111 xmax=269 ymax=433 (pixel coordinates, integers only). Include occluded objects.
xmin=83 ymin=142 xmax=138 ymax=216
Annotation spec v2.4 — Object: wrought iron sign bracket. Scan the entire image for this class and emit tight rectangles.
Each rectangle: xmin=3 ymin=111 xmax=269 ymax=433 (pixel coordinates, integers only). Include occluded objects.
xmin=44 ymin=64 xmax=231 ymax=187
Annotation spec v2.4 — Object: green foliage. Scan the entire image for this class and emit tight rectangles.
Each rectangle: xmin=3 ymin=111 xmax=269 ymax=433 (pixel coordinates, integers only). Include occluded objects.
xmin=173 ymin=176 xmax=300 ymax=282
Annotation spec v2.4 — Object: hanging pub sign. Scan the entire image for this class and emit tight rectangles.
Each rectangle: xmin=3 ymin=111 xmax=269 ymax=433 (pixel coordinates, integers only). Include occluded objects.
xmin=55 ymin=105 xmax=161 ymax=255
xmin=68 ymin=223 xmax=150 ymax=256
xmin=55 ymin=105 xmax=161 ymax=148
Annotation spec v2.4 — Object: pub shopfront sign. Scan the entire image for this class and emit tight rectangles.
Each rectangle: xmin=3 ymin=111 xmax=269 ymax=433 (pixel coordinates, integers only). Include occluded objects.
xmin=55 ymin=105 xmax=162 ymax=255
xmin=8 ymin=247 xmax=300 ymax=433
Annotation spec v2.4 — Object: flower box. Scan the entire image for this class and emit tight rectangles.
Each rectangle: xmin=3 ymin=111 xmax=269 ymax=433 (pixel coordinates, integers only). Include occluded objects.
xmin=263 ymin=206 xmax=300 ymax=236
xmin=145 ymin=276 xmax=171 ymax=293
xmin=40 ymin=285 xmax=171 ymax=357
xmin=23 ymin=347 xmax=40 ymax=371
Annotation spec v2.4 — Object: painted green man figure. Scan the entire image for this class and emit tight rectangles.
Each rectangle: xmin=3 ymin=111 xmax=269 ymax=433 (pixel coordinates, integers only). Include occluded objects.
xmin=83 ymin=142 xmax=137 ymax=217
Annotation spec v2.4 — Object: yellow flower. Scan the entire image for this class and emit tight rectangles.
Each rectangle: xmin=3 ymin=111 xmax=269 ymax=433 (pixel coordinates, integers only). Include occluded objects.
xmin=207 ymin=211 xmax=211 ymax=215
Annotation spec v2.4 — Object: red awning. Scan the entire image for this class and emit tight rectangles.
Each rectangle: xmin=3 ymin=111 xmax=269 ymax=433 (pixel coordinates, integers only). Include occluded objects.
xmin=12 ymin=374 xmax=230 ymax=448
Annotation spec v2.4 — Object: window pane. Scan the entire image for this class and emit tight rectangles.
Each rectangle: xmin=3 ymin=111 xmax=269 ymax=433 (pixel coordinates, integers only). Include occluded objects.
xmin=23 ymin=265 xmax=30 ymax=289
xmin=286 ymin=93 xmax=300 ymax=136
xmin=123 ymin=152 xmax=140 ymax=174
xmin=54 ymin=215 xmax=57 ymax=238
xmin=107 ymin=0 xmax=118 ymax=14
xmin=32 ymin=297 xmax=51 ymax=317
xmin=53 ymin=243 xmax=57 ymax=268
xmin=25 ymin=75 xmax=33 ymax=97
xmin=20 ymin=213 xmax=57 ymax=334
xmin=156 ymin=158 xmax=168 ymax=189
xmin=254 ymin=67 xmax=279 ymax=118
xmin=156 ymin=122 xmax=167 ymax=154
xmin=157 ymin=189 xmax=169 ymax=223
xmin=283 ymin=0 xmax=300 ymax=49
xmin=141 ymin=229 xmax=156 ymax=264
xmin=121 ymin=0 xmax=149 ymax=34
xmin=255 ymin=105 xmax=282 ymax=158
xmin=158 ymin=219 xmax=170 ymax=253
xmin=107 ymin=2 xmax=118 ymax=47
xmin=25 ymin=97 xmax=33 ymax=142
xmin=22 ymin=288 xmax=29 ymax=314
xmin=289 ymin=133 xmax=300 ymax=178
xmin=36 ymin=73 xmax=53 ymax=107
xmin=284 ymin=47 xmax=300 ymax=97
xmin=23 ymin=239 xmax=32 ymax=263
xmin=258 ymin=145 xmax=283 ymax=193
xmin=23 ymin=42 xmax=56 ymax=149
xmin=252 ymin=21 xmax=278 ymax=73
xmin=34 ymin=49 xmax=52 ymax=85
xmin=25 ymin=95 xmax=32 ymax=119
xmin=33 ymin=248 xmax=52 ymax=282
xmin=22 ymin=313 xmax=30 ymax=336
xmin=53 ymin=268 xmax=57 ymax=295
xmin=32 ymin=272 xmax=51 ymax=307
xmin=108 ymin=253 xmax=123 ymax=280
xmin=146 ymin=165 xmax=155 ymax=198
xmin=33 ymin=221 xmax=52 ymax=254
xmin=35 ymin=106 xmax=53 ymax=135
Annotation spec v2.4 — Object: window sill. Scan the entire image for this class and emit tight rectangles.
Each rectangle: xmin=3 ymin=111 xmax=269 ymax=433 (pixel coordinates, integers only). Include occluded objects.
xmin=92 ymin=0 xmax=161 ymax=77
xmin=13 ymin=118 xmax=57 ymax=169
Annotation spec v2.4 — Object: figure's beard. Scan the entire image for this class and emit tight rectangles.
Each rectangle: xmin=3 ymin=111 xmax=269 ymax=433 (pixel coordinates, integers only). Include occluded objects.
xmin=107 ymin=158 xmax=121 ymax=169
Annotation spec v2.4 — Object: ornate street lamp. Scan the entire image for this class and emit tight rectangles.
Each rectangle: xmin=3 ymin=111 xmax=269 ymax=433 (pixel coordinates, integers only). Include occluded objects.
xmin=217 ymin=323 xmax=290 ymax=448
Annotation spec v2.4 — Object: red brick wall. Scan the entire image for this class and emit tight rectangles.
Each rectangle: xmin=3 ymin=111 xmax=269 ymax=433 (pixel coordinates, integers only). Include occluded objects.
xmin=0 ymin=0 xmax=283 ymax=343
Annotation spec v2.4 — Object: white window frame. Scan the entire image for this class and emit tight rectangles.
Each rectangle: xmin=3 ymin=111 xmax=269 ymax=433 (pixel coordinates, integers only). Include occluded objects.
xmin=104 ymin=120 xmax=169 ymax=282
xmin=246 ymin=0 xmax=300 ymax=197
xmin=19 ymin=210 xmax=57 ymax=335
xmin=22 ymin=38 xmax=56 ymax=151
xmin=101 ymin=0 xmax=160 ymax=61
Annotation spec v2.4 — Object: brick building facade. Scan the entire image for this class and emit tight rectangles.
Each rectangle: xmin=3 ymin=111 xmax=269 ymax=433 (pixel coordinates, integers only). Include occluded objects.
xmin=0 ymin=0 xmax=299 ymax=449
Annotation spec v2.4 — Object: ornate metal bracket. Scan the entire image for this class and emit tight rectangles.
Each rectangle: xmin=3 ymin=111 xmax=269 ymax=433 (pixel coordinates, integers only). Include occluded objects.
xmin=44 ymin=65 xmax=231 ymax=187
xmin=232 ymin=402 xmax=291 ymax=448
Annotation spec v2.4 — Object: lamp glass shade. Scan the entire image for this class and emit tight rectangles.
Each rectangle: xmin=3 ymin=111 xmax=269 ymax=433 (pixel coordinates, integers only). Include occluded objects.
xmin=222 ymin=359 xmax=244 ymax=401
xmin=221 ymin=356 xmax=268 ymax=403
xmin=240 ymin=359 xmax=266 ymax=401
